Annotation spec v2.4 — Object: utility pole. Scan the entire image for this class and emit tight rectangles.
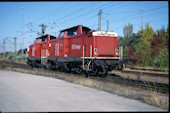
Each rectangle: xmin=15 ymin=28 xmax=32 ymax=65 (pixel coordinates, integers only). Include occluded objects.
xmin=3 ymin=39 xmax=5 ymax=60
xmin=21 ymin=7 xmax=24 ymax=62
xmin=13 ymin=37 xmax=17 ymax=62
xmin=39 ymin=23 xmax=47 ymax=36
xmin=98 ymin=9 xmax=102 ymax=31
xmin=107 ymin=20 xmax=109 ymax=31
xmin=141 ymin=9 xmax=143 ymax=30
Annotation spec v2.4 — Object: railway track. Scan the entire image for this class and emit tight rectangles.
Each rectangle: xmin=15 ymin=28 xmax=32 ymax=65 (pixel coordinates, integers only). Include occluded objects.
xmin=107 ymin=74 xmax=169 ymax=94
xmin=0 ymin=60 xmax=169 ymax=94
xmin=85 ymin=73 xmax=169 ymax=94
xmin=112 ymin=69 xmax=169 ymax=78
xmin=129 ymin=67 xmax=169 ymax=72
xmin=0 ymin=60 xmax=32 ymax=70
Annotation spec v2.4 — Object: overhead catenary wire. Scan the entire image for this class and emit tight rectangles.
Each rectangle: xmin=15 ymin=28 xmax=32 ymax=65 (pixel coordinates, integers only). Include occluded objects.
xmin=89 ymin=5 xmax=168 ymax=29
xmin=0 ymin=2 xmax=168 ymax=53
xmin=47 ymin=1 xmax=126 ymax=33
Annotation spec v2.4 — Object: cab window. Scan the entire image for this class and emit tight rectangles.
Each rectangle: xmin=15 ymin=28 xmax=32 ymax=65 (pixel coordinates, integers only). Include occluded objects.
xmin=83 ymin=27 xmax=91 ymax=34
xmin=34 ymin=39 xmax=38 ymax=43
xmin=39 ymin=37 xmax=47 ymax=42
xmin=67 ymin=28 xmax=77 ymax=36
xmin=50 ymin=36 xmax=56 ymax=40
xmin=58 ymin=31 xmax=65 ymax=38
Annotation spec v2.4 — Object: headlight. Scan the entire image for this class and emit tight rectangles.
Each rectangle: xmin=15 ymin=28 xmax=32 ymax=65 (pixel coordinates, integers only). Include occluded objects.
xmin=48 ymin=51 xmax=50 ymax=56
xmin=94 ymin=48 xmax=98 ymax=55
xmin=115 ymin=49 xmax=119 ymax=56
xmin=94 ymin=51 xmax=98 ymax=55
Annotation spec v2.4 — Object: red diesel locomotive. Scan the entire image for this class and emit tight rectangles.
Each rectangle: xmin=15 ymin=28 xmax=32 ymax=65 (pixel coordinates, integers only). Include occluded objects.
xmin=27 ymin=25 xmax=124 ymax=77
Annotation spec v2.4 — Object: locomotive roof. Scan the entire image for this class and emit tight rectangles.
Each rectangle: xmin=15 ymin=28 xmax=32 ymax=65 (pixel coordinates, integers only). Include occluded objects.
xmin=60 ymin=25 xmax=91 ymax=32
xmin=36 ymin=34 xmax=56 ymax=39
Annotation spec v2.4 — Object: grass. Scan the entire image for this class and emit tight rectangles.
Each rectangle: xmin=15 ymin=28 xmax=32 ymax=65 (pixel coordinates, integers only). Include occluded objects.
xmin=143 ymin=80 xmax=169 ymax=109
xmin=0 ymin=62 xmax=169 ymax=110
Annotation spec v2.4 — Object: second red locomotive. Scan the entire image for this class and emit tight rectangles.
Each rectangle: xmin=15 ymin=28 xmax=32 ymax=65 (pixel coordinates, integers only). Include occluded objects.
xmin=27 ymin=25 xmax=124 ymax=77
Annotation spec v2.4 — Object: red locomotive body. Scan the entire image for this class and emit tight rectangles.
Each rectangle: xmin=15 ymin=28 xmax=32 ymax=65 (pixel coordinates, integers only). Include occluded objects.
xmin=27 ymin=25 xmax=123 ymax=76
xmin=27 ymin=34 xmax=56 ymax=67
xmin=29 ymin=39 xmax=41 ymax=58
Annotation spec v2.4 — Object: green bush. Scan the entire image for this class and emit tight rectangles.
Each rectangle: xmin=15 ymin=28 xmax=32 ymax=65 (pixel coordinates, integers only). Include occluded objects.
xmin=5 ymin=52 xmax=27 ymax=61
xmin=6 ymin=53 xmax=14 ymax=60
xmin=16 ymin=53 xmax=27 ymax=60
xmin=153 ymin=48 xmax=169 ymax=68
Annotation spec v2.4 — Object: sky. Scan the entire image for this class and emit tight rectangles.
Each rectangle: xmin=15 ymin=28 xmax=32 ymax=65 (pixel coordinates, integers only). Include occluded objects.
xmin=0 ymin=1 xmax=169 ymax=52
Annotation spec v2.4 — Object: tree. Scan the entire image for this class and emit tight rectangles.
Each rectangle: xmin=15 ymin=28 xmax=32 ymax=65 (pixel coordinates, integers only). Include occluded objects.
xmin=123 ymin=45 xmax=129 ymax=57
xmin=118 ymin=36 xmax=124 ymax=47
xmin=160 ymin=26 xmax=169 ymax=49
xmin=153 ymin=48 xmax=169 ymax=68
xmin=120 ymin=22 xmax=168 ymax=68
xmin=123 ymin=22 xmax=133 ymax=38
xmin=136 ymin=23 xmax=155 ymax=66
xmin=152 ymin=25 xmax=169 ymax=68
xmin=134 ymin=42 xmax=142 ymax=55
xmin=141 ymin=23 xmax=155 ymax=50
xmin=151 ymin=33 xmax=161 ymax=57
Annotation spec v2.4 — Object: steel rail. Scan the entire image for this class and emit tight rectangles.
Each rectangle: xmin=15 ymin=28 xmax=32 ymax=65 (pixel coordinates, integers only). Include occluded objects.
xmin=113 ymin=69 xmax=169 ymax=78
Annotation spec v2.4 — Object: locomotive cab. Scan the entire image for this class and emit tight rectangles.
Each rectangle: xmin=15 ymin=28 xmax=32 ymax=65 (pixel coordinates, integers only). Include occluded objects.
xmin=27 ymin=34 xmax=56 ymax=67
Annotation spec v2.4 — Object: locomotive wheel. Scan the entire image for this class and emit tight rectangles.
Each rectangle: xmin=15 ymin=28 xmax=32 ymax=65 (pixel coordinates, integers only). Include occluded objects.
xmin=65 ymin=67 xmax=72 ymax=73
xmin=101 ymin=65 xmax=108 ymax=78
xmin=59 ymin=68 xmax=64 ymax=72
xmin=102 ymin=69 xmax=108 ymax=78
xmin=92 ymin=68 xmax=99 ymax=76
xmin=41 ymin=65 xmax=46 ymax=69
xmin=83 ymin=71 xmax=90 ymax=78
xmin=65 ymin=63 xmax=72 ymax=73
xmin=76 ymin=68 xmax=83 ymax=75
xmin=115 ymin=64 xmax=119 ymax=70
xmin=119 ymin=64 xmax=125 ymax=70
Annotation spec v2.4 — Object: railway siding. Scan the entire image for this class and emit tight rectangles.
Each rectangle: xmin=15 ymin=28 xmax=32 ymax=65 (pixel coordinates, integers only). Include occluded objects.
xmin=122 ymin=68 xmax=169 ymax=78
xmin=129 ymin=67 xmax=169 ymax=72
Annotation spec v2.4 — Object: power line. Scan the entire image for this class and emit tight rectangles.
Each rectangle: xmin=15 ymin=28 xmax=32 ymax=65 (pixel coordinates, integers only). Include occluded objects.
xmin=89 ymin=5 xmax=168 ymax=29
xmin=113 ymin=17 xmax=168 ymax=30
xmin=47 ymin=1 xmax=119 ymax=28
xmin=0 ymin=2 xmax=82 ymax=44
xmin=46 ymin=2 xmax=101 ymax=28
xmin=0 ymin=2 xmax=127 ymax=40
xmin=33 ymin=3 xmax=72 ymax=23
xmin=108 ymin=10 xmax=168 ymax=26
xmin=47 ymin=2 xmax=125 ymax=33
xmin=0 ymin=2 xmax=168 ymax=52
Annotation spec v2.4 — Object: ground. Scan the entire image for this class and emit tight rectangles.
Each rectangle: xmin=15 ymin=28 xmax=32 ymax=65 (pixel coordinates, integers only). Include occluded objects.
xmin=0 ymin=70 xmax=166 ymax=112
